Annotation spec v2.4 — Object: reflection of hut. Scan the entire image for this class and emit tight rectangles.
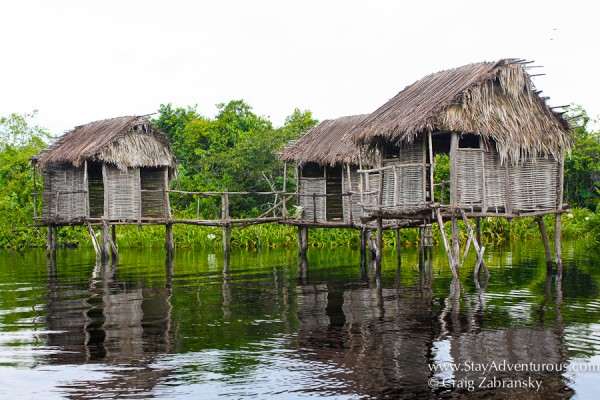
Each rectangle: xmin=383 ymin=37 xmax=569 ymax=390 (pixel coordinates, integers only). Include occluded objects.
xmin=352 ymin=59 xmax=572 ymax=271
xmin=280 ymin=115 xmax=367 ymax=226
xmin=31 ymin=116 xmax=177 ymax=259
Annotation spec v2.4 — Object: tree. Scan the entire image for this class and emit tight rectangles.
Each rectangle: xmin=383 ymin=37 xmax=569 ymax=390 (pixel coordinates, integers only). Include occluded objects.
xmin=563 ymin=107 xmax=600 ymax=209
xmin=0 ymin=111 xmax=50 ymax=248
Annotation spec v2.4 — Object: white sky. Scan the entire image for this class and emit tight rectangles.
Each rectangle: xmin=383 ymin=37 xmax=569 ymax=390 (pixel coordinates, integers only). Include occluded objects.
xmin=1 ymin=0 xmax=599 ymax=135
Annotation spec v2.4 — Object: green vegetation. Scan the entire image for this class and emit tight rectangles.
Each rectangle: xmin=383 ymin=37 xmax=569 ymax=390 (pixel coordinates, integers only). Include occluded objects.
xmin=0 ymin=104 xmax=599 ymax=250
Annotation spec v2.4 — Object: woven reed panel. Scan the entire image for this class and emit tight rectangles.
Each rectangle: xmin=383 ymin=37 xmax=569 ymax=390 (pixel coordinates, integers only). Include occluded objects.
xmin=456 ymin=149 xmax=483 ymax=207
xmin=509 ymin=157 xmax=558 ymax=212
xmin=298 ymin=177 xmax=326 ymax=222
xmin=106 ymin=166 xmax=141 ymax=220
xmin=42 ymin=164 xmax=85 ymax=219
xmin=381 ymin=142 xmax=425 ymax=210
xmin=140 ymin=168 xmax=165 ymax=218
xmin=325 ymin=172 xmax=344 ymax=221
xmin=484 ymin=152 xmax=506 ymax=209
xmin=342 ymin=169 xmax=362 ymax=223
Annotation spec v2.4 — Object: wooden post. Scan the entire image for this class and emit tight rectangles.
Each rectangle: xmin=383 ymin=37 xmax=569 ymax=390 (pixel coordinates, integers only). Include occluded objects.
xmin=536 ymin=216 xmax=553 ymax=266
xmin=282 ymin=162 xmax=288 ymax=219
xmin=33 ymin=164 xmax=38 ymax=219
xmin=375 ymin=217 xmax=383 ymax=267
xmin=436 ymin=209 xmax=458 ymax=277
xmin=476 ymin=217 xmax=482 ymax=245
xmin=163 ymin=166 xmax=171 ymax=220
xmin=395 ymin=228 xmax=402 ymax=265
xmin=83 ymin=160 xmax=89 ymax=218
xmin=46 ymin=225 xmax=53 ymax=257
xmin=449 ymin=133 xmax=460 ymax=268
xmin=297 ymin=225 xmax=308 ymax=257
xmin=222 ymin=191 xmax=231 ymax=255
xmin=87 ymin=223 xmax=100 ymax=259
xmin=110 ymin=224 xmax=118 ymax=261
xmin=360 ymin=227 xmax=368 ymax=266
xmin=165 ymin=223 xmax=174 ymax=257
xmin=346 ymin=164 xmax=353 ymax=224
xmin=555 ymin=214 xmax=562 ymax=265
xmin=555 ymin=155 xmax=565 ymax=267
xmin=428 ymin=131 xmax=435 ymax=203
xmin=459 ymin=210 xmax=486 ymax=275
xmin=504 ymin=163 xmax=513 ymax=215
xmin=101 ymin=222 xmax=110 ymax=263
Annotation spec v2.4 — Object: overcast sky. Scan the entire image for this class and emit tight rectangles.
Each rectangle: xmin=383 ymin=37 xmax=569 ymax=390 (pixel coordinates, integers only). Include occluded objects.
xmin=1 ymin=0 xmax=598 ymax=135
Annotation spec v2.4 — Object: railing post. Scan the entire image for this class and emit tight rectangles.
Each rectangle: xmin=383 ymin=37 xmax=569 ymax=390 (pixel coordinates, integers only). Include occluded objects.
xmin=222 ymin=191 xmax=231 ymax=255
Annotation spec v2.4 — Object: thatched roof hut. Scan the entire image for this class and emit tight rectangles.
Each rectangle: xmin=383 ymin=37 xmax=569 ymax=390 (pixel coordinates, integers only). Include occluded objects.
xmin=280 ymin=114 xmax=368 ymax=166
xmin=280 ymin=115 xmax=368 ymax=224
xmin=33 ymin=116 xmax=176 ymax=223
xmin=34 ymin=115 xmax=177 ymax=171
xmin=353 ymin=59 xmax=571 ymax=163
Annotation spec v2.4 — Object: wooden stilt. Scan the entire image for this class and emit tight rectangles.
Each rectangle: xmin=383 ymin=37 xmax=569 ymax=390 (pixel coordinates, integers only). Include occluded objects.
xmin=46 ymin=225 xmax=53 ymax=257
xmin=459 ymin=210 xmax=486 ymax=276
xmin=395 ymin=227 xmax=402 ymax=266
xmin=87 ymin=223 xmax=100 ymax=259
xmin=536 ymin=216 xmax=553 ymax=266
xmin=165 ymin=223 xmax=175 ymax=257
xmin=222 ymin=192 xmax=231 ymax=255
xmin=110 ymin=224 xmax=118 ymax=261
xmin=555 ymin=213 xmax=562 ymax=266
xmin=435 ymin=209 xmax=458 ymax=277
xmin=375 ymin=217 xmax=383 ymax=266
xmin=476 ymin=217 xmax=482 ymax=245
xmin=297 ymin=225 xmax=308 ymax=257
xmin=451 ymin=216 xmax=460 ymax=269
xmin=101 ymin=222 xmax=110 ymax=263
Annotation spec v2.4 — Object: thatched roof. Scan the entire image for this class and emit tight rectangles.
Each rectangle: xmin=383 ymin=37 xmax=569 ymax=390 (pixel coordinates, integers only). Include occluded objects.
xmin=34 ymin=116 xmax=177 ymax=171
xmin=353 ymin=59 xmax=571 ymax=162
xmin=280 ymin=114 xmax=368 ymax=166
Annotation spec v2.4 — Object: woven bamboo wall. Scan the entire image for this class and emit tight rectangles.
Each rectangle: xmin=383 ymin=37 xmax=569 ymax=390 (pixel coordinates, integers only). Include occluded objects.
xmin=42 ymin=164 xmax=85 ymax=220
xmin=381 ymin=140 xmax=425 ymax=210
xmin=457 ymin=149 xmax=484 ymax=208
xmin=298 ymin=177 xmax=326 ymax=222
xmin=510 ymin=157 xmax=558 ymax=211
xmin=455 ymin=149 xmax=558 ymax=212
xmin=105 ymin=166 xmax=141 ymax=220
xmin=325 ymin=166 xmax=344 ymax=221
xmin=484 ymin=152 xmax=507 ymax=210
xmin=140 ymin=168 xmax=166 ymax=218
xmin=342 ymin=168 xmax=362 ymax=223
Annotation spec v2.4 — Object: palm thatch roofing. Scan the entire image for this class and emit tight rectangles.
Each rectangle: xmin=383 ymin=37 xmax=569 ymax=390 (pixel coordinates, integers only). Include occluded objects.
xmin=280 ymin=114 xmax=369 ymax=166
xmin=352 ymin=59 xmax=571 ymax=162
xmin=33 ymin=115 xmax=177 ymax=171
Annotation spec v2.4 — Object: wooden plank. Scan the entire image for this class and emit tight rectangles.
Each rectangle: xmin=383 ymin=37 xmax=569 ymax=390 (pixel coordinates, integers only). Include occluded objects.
xmin=449 ymin=132 xmax=459 ymax=207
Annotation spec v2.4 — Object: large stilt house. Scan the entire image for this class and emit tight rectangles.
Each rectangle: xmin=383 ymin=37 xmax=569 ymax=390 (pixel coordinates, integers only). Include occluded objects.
xmin=350 ymin=59 xmax=572 ymax=271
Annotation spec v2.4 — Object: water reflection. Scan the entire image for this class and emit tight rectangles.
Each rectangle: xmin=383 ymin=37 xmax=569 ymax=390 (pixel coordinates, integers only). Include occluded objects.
xmin=44 ymin=258 xmax=175 ymax=398
xmin=0 ymin=241 xmax=599 ymax=399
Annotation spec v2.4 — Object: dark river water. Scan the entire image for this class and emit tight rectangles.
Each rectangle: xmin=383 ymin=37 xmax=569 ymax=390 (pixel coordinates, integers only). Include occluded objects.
xmin=1 ymin=240 xmax=600 ymax=399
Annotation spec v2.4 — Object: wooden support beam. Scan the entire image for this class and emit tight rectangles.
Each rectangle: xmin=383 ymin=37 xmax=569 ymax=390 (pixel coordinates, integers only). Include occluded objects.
xmin=87 ymin=223 xmax=100 ymax=258
xmin=222 ymin=192 xmax=231 ymax=255
xmin=375 ymin=217 xmax=383 ymax=268
xmin=435 ymin=209 xmax=458 ymax=277
xmin=536 ymin=216 xmax=553 ymax=266
xmin=395 ymin=227 xmax=402 ymax=266
xmin=110 ymin=224 xmax=118 ymax=261
xmin=46 ymin=225 xmax=53 ymax=257
xmin=459 ymin=210 xmax=486 ymax=275
xmin=297 ymin=225 xmax=308 ymax=257
xmin=165 ymin=223 xmax=174 ymax=257
xmin=101 ymin=222 xmax=110 ymax=264
xmin=555 ymin=214 xmax=562 ymax=266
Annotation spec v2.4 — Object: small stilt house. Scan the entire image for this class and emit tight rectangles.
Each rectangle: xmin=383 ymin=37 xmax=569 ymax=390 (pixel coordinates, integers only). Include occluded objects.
xmin=351 ymin=59 xmax=572 ymax=271
xmin=280 ymin=115 xmax=367 ymax=225
xmin=32 ymin=116 xmax=177 ymax=225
